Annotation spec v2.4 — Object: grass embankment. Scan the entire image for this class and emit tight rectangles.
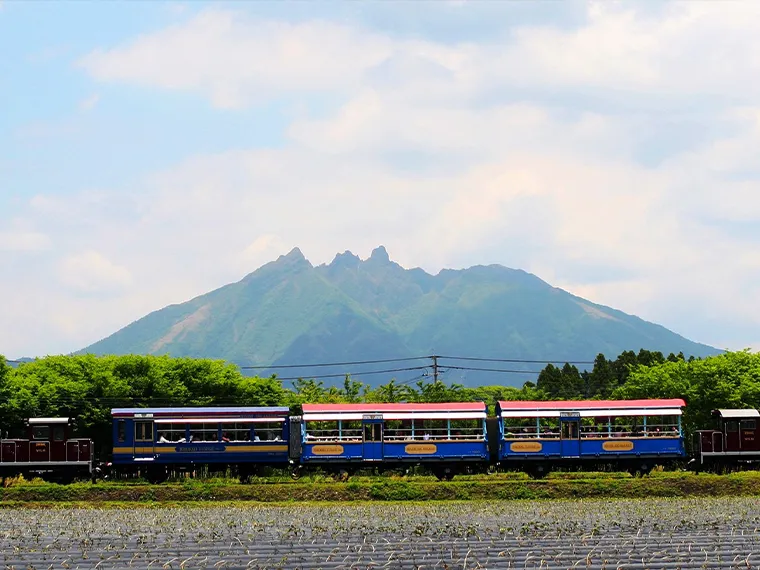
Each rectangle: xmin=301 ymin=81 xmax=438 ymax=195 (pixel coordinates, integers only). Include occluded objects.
xmin=3 ymin=471 xmax=760 ymax=504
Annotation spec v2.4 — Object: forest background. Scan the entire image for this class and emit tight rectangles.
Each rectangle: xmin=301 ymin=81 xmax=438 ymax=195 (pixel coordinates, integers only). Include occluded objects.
xmin=1 ymin=350 xmax=757 ymax=456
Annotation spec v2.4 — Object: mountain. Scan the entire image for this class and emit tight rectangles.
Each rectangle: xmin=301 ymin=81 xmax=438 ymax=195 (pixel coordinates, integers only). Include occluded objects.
xmin=79 ymin=246 xmax=721 ymax=387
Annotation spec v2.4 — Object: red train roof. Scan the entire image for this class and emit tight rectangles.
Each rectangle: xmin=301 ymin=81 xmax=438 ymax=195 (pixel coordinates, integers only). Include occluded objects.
xmin=302 ymin=402 xmax=485 ymax=413
xmin=498 ymin=399 xmax=686 ymax=410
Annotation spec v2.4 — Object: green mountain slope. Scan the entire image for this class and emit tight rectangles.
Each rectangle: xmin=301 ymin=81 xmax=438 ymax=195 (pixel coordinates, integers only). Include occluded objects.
xmin=80 ymin=246 xmax=721 ymax=386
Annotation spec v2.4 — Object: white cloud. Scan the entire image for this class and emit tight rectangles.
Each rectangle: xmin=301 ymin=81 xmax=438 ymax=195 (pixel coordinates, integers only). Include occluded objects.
xmin=57 ymin=251 xmax=133 ymax=294
xmin=78 ymin=4 xmax=760 ymax=109
xmin=0 ymin=230 xmax=51 ymax=252
xmin=78 ymin=93 xmax=100 ymax=111
xmin=78 ymin=10 xmax=395 ymax=109
xmin=5 ymin=2 xmax=760 ymax=357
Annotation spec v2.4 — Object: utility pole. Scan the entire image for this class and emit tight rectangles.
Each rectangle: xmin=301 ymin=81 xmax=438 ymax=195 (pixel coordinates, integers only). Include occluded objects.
xmin=432 ymin=355 xmax=439 ymax=383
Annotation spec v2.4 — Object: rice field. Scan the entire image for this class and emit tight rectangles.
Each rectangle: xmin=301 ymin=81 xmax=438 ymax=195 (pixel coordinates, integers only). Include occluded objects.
xmin=2 ymin=498 xmax=760 ymax=569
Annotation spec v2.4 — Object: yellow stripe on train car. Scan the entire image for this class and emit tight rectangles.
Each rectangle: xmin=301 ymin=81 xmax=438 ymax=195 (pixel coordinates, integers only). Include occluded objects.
xmin=112 ymin=445 xmax=289 ymax=454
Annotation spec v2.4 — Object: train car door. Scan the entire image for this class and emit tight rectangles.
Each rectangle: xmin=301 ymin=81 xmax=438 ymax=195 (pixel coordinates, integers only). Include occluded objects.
xmin=560 ymin=412 xmax=581 ymax=458
xmin=133 ymin=418 xmax=155 ymax=458
xmin=724 ymin=419 xmax=740 ymax=451
xmin=50 ymin=422 xmax=67 ymax=461
xmin=362 ymin=415 xmax=384 ymax=462
xmin=29 ymin=424 xmax=51 ymax=463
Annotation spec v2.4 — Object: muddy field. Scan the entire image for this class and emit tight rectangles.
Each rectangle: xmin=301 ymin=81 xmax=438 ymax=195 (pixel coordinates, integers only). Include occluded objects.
xmin=2 ymin=498 xmax=760 ymax=569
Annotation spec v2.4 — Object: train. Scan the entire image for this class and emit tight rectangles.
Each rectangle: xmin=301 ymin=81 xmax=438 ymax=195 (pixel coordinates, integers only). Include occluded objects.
xmin=0 ymin=398 xmax=756 ymax=483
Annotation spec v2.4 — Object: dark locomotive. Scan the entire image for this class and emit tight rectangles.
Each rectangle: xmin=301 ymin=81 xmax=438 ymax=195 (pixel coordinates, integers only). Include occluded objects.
xmin=1 ymin=399 xmax=757 ymax=483
xmin=0 ymin=417 xmax=94 ymax=483
xmin=694 ymin=408 xmax=760 ymax=471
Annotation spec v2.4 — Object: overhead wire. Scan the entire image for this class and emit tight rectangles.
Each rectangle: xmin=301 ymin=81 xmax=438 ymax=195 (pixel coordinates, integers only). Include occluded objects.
xmin=437 ymin=355 xmax=595 ymax=365
xmin=443 ymin=365 xmax=546 ymax=374
xmin=239 ymin=356 xmax=429 ymax=369
xmin=276 ymin=365 xmax=429 ymax=382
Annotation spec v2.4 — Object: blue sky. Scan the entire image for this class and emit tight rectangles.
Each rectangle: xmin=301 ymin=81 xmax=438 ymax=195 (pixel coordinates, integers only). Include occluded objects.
xmin=2 ymin=1 xmax=760 ymax=359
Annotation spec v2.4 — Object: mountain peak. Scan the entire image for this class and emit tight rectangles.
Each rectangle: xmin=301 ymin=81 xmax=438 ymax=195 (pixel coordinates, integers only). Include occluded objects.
xmin=285 ymin=247 xmax=305 ymax=260
xmin=272 ymin=247 xmax=312 ymax=269
xmin=368 ymin=245 xmax=391 ymax=264
xmin=329 ymin=250 xmax=361 ymax=269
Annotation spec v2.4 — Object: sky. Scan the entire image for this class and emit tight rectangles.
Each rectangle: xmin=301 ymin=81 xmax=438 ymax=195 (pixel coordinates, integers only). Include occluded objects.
xmin=2 ymin=1 xmax=760 ymax=360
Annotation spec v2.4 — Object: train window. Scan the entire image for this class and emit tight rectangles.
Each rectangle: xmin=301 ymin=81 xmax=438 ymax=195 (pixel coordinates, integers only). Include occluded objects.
xmin=363 ymin=423 xmax=382 ymax=442
xmin=33 ymin=426 xmax=50 ymax=440
xmin=117 ymin=420 xmax=126 ymax=442
xmin=339 ymin=420 xmax=363 ymax=441
xmin=190 ymin=423 xmax=219 ymax=443
xmin=725 ymin=421 xmax=739 ymax=433
xmin=420 ymin=419 xmax=448 ymax=440
xmin=157 ymin=423 xmax=187 ymax=443
xmin=221 ymin=423 xmax=250 ymax=442
xmin=135 ymin=421 xmax=153 ymax=442
xmin=450 ymin=419 xmax=484 ymax=440
xmin=742 ymin=420 xmax=757 ymax=430
xmin=253 ymin=421 xmax=284 ymax=441
xmin=304 ymin=421 xmax=338 ymax=441
xmin=53 ymin=426 xmax=65 ymax=441
xmin=561 ymin=422 xmax=579 ymax=440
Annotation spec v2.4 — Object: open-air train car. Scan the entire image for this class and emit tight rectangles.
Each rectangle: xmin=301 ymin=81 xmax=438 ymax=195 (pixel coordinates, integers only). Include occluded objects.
xmin=496 ymin=399 xmax=687 ymax=476
xmin=296 ymin=402 xmax=489 ymax=479
xmin=111 ymin=407 xmax=290 ymax=482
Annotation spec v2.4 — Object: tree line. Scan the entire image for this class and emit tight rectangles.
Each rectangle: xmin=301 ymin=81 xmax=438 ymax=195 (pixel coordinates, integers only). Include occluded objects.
xmin=1 ymin=350 xmax=758 ymax=456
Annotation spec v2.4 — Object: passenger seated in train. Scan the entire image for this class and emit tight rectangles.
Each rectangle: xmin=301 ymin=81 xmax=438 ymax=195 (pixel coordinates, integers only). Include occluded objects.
xmin=158 ymin=432 xmax=186 ymax=443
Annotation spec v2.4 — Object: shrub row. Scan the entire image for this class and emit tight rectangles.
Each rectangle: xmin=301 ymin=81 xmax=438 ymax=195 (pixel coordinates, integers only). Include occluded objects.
xmin=3 ymin=473 xmax=760 ymax=503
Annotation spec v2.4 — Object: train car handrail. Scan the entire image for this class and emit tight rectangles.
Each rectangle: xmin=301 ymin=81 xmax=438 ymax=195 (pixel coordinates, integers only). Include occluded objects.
xmin=712 ymin=431 xmax=723 ymax=452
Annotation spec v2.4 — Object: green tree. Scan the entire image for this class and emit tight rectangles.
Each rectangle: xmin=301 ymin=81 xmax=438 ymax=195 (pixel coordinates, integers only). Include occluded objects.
xmin=614 ymin=350 xmax=760 ymax=438
xmin=588 ymin=353 xmax=617 ymax=397
xmin=611 ymin=350 xmax=638 ymax=385
xmin=559 ymin=363 xmax=584 ymax=398
xmin=238 ymin=376 xmax=287 ymax=406
xmin=340 ymin=374 xmax=363 ymax=402
xmin=536 ymin=364 xmax=563 ymax=398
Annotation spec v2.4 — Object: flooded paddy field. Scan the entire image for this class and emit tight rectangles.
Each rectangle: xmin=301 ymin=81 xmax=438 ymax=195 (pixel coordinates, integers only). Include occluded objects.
xmin=2 ymin=498 xmax=760 ymax=569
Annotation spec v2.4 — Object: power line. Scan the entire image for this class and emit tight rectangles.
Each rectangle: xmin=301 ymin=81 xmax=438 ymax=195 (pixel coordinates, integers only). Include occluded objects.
xmin=444 ymin=365 xmax=545 ymax=374
xmin=438 ymin=355 xmax=595 ymax=365
xmin=276 ymin=365 xmax=429 ymax=382
xmin=239 ymin=356 xmax=429 ymax=370
xmin=5 ymin=354 xmax=602 ymax=369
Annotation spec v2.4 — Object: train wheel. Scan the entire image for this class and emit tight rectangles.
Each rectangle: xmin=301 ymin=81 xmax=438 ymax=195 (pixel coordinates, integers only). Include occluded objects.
xmin=432 ymin=467 xmax=455 ymax=481
xmin=290 ymin=465 xmax=302 ymax=480
xmin=526 ymin=464 xmax=550 ymax=479
xmin=238 ymin=465 xmax=258 ymax=484
xmin=628 ymin=463 xmax=653 ymax=477
xmin=145 ymin=467 xmax=168 ymax=484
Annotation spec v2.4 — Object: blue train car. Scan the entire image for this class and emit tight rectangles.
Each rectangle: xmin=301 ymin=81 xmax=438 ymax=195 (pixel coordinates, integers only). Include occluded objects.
xmin=111 ymin=407 xmax=290 ymax=482
xmin=496 ymin=399 xmax=686 ymax=476
xmin=299 ymin=403 xmax=489 ymax=479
